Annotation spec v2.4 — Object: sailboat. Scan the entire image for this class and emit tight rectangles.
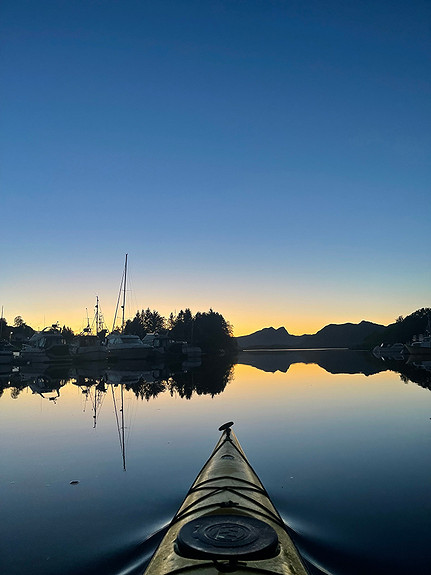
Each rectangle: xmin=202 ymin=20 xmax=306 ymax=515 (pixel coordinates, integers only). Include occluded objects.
xmin=105 ymin=254 xmax=151 ymax=361
xmin=70 ymin=297 xmax=108 ymax=362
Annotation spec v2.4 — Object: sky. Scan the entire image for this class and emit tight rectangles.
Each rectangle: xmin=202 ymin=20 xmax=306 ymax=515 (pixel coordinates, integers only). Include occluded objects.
xmin=1 ymin=0 xmax=430 ymax=336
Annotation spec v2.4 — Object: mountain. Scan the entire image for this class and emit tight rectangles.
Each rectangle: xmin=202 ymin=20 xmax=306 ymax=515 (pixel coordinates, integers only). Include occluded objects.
xmin=236 ymin=321 xmax=385 ymax=350
xmin=362 ymin=308 xmax=431 ymax=349
xmin=235 ymin=327 xmax=294 ymax=348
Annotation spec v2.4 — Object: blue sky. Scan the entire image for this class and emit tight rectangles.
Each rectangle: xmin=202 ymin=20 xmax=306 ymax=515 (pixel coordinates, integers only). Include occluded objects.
xmin=1 ymin=0 xmax=430 ymax=335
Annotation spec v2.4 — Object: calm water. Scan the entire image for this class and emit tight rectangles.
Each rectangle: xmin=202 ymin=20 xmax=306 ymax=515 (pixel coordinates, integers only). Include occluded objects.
xmin=1 ymin=350 xmax=430 ymax=575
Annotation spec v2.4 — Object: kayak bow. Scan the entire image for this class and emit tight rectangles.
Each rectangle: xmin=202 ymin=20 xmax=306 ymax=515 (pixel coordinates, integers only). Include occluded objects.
xmin=144 ymin=422 xmax=308 ymax=575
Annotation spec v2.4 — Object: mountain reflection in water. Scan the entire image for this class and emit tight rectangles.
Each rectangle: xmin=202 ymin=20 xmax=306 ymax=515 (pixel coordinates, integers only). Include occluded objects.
xmin=2 ymin=350 xmax=431 ymax=402
xmin=0 ymin=350 xmax=430 ymax=575
xmin=237 ymin=349 xmax=431 ymax=390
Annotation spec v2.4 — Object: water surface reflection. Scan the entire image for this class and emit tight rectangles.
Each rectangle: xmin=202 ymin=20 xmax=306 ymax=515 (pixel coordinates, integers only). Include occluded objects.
xmin=0 ymin=351 xmax=430 ymax=575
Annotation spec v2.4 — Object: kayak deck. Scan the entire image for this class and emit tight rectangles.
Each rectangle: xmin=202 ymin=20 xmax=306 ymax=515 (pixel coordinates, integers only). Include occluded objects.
xmin=144 ymin=423 xmax=308 ymax=575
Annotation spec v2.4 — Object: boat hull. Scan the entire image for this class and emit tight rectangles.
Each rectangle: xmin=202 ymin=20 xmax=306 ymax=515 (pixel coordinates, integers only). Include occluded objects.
xmin=144 ymin=426 xmax=308 ymax=575
xmin=20 ymin=345 xmax=71 ymax=363
xmin=70 ymin=347 xmax=108 ymax=361
xmin=107 ymin=347 xmax=151 ymax=361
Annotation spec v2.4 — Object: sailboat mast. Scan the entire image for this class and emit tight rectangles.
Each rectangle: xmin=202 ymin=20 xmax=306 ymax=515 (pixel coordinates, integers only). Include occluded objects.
xmin=121 ymin=253 xmax=128 ymax=333
xmin=95 ymin=296 xmax=99 ymax=335
xmin=112 ymin=254 xmax=128 ymax=332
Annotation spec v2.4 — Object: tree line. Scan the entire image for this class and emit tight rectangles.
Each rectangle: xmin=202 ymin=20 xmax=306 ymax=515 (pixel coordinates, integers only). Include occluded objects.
xmin=124 ymin=307 xmax=237 ymax=354
xmin=0 ymin=308 xmax=238 ymax=355
xmin=362 ymin=307 xmax=431 ymax=348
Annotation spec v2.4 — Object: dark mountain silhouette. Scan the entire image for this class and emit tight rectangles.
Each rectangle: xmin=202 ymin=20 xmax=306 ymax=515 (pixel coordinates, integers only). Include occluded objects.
xmin=236 ymin=321 xmax=385 ymax=350
xmin=362 ymin=307 xmax=431 ymax=349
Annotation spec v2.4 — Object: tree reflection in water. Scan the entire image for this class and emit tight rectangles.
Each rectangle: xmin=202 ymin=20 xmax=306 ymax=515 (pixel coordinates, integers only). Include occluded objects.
xmin=1 ymin=351 xmax=431 ymax=402
xmin=127 ymin=355 xmax=235 ymax=400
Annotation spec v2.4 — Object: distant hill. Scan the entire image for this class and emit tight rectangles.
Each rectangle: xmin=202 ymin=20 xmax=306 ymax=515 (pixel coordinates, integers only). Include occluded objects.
xmin=362 ymin=308 xmax=431 ymax=349
xmin=236 ymin=321 xmax=386 ymax=350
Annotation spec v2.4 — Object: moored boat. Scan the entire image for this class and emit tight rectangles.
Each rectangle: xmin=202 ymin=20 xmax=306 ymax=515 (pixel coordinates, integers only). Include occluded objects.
xmin=144 ymin=422 xmax=308 ymax=575
xmin=105 ymin=333 xmax=151 ymax=361
xmin=405 ymin=314 xmax=431 ymax=355
xmin=70 ymin=296 xmax=108 ymax=361
xmin=20 ymin=325 xmax=71 ymax=363
xmin=70 ymin=333 xmax=107 ymax=361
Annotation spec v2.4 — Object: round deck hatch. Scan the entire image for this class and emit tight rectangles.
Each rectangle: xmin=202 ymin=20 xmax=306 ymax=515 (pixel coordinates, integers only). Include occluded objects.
xmin=176 ymin=514 xmax=279 ymax=560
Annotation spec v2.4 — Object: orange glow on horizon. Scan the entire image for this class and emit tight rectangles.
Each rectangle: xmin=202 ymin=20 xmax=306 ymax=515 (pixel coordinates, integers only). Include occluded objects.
xmin=3 ymin=297 xmax=405 ymax=338
xmin=5 ymin=308 xmax=396 ymax=338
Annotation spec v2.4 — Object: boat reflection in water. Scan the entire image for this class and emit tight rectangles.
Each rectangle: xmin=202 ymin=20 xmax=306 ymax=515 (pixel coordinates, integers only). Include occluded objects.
xmin=103 ymin=360 xmax=162 ymax=387
xmin=372 ymin=342 xmax=406 ymax=360
xmin=0 ymin=353 xmax=236 ymax=409
xmin=0 ymin=340 xmax=15 ymax=364
xmin=3 ymin=349 xmax=431 ymax=406
xmin=19 ymin=364 xmax=70 ymax=402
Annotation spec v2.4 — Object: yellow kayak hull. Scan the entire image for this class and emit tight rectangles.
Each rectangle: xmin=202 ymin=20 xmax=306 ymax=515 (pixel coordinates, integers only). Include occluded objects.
xmin=144 ymin=423 xmax=308 ymax=575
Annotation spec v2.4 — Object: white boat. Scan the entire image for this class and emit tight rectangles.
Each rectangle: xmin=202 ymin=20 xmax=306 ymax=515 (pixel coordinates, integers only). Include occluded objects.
xmin=105 ymin=333 xmax=151 ymax=361
xmin=20 ymin=325 xmax=71 ymax=363
xmin=70 ymin=334 xmax=107 ymax=361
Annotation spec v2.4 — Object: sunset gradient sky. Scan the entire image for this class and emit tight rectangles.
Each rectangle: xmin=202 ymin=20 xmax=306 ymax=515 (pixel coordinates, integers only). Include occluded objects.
xmin=1 ymin=1 xmax=430 ymax=336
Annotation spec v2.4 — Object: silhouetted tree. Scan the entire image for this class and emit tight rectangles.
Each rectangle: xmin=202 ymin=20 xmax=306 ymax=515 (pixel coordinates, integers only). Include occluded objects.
xmin=362 ymin=307 xmax=431 ymax=349
xmin=170 ymin=308 xmax=193 ymax=342
xmin=124 ymin=311 xmax=146 ymax=338
xmin=10 ymin=316 xmax=34 ymax=341
xmin=167 ymin=312 xmax=176 ymax=331
xmin=193 ymin=309 xmax=237 ymax=354
xmin=13 ymin=316 xmax=24 ymax=328
xmin=142 ymin=308 xmax=166 ymax=333
xmin=124 ymin=309 xmax=166 ymax=337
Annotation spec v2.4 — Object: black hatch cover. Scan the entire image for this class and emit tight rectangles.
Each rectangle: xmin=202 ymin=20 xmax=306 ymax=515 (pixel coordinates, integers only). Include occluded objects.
xmin=175 ymin=514 xmax=279 ymax=561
